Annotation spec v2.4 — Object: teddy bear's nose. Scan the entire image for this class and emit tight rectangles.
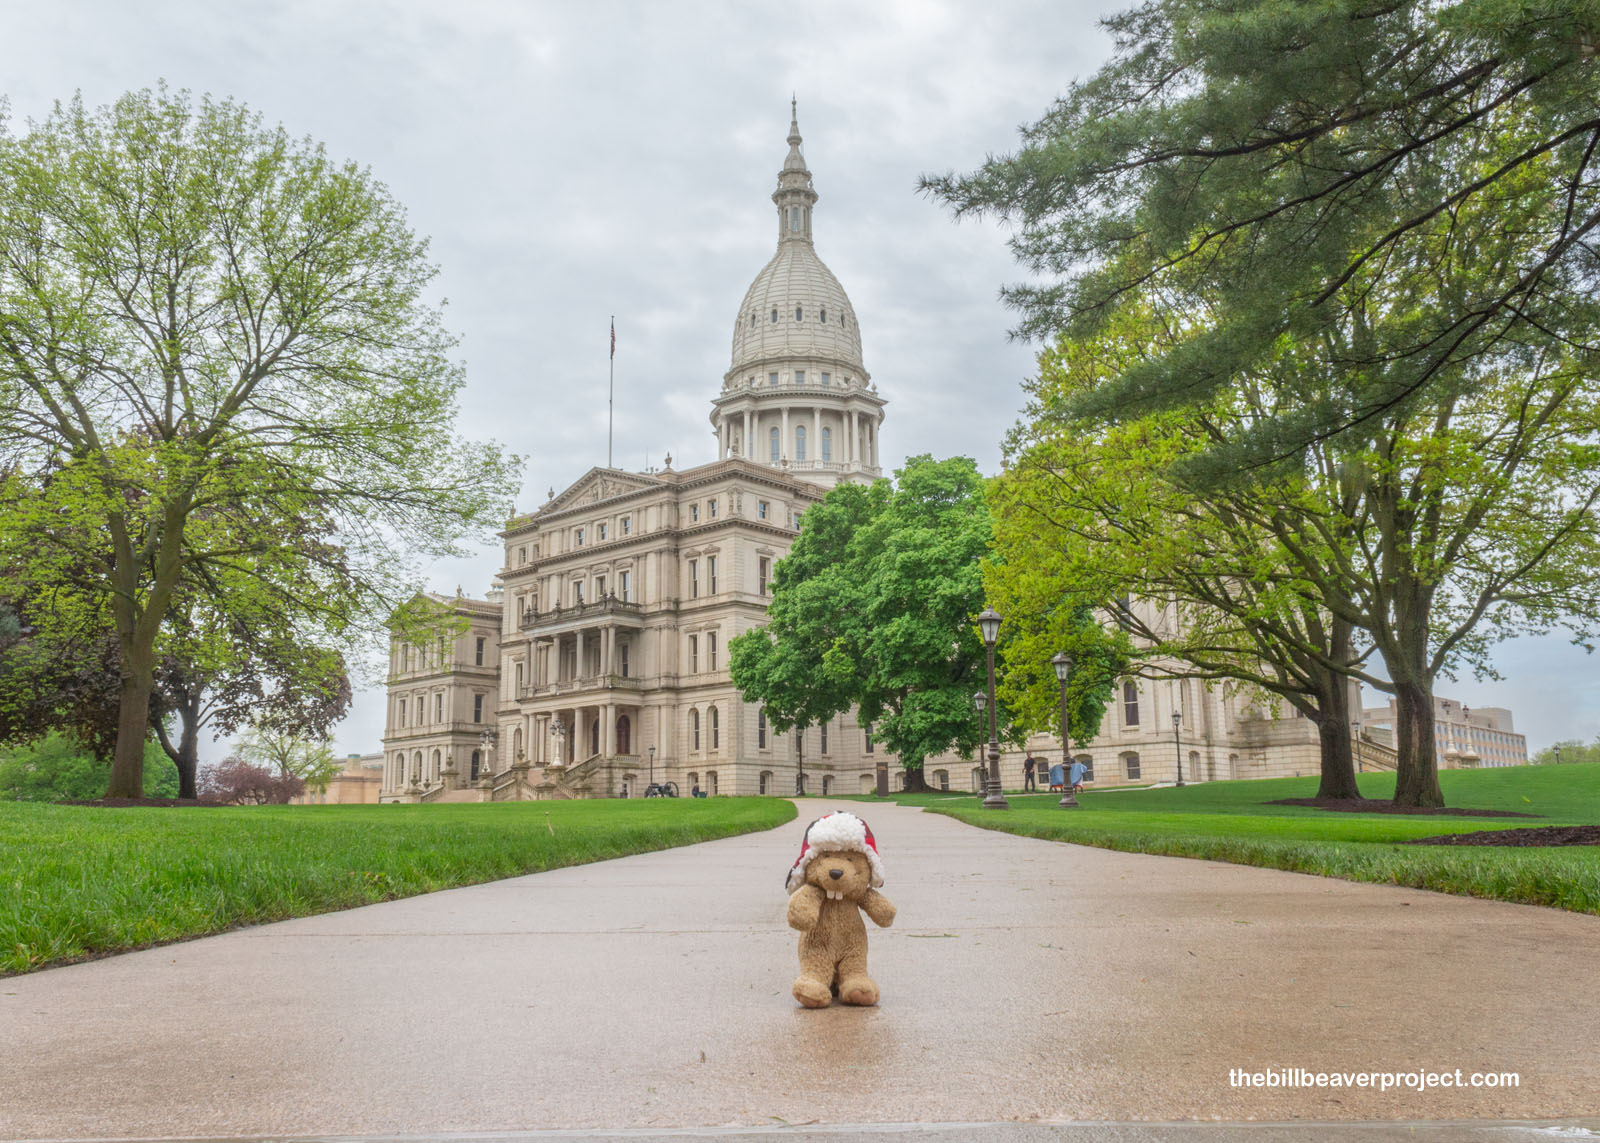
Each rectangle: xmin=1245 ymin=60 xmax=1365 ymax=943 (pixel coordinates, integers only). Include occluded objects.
xmin=829 ymin=868 xmax=844 ymax=880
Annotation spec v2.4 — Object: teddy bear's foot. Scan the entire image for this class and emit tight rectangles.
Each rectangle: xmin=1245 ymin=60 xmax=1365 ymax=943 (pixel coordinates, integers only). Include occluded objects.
xmin=793 ymin=976 xmax=832 ymax=1009
xmin=837 ymin=975 xmax=880 ymax=1007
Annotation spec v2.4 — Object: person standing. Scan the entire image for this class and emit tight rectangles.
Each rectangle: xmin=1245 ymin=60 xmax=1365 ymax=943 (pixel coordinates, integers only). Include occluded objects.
xmin=1023 ymin=755 xmax=1037 ymax=791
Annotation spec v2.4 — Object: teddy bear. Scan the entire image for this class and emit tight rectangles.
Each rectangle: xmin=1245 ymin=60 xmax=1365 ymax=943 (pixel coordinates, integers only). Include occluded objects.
xmin=784 ymin=811 xmax=896 ymax=1008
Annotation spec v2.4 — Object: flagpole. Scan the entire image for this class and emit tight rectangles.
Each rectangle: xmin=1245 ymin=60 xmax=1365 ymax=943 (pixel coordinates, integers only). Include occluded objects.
xmin=608 ymin=316 xmax=615 ymax=468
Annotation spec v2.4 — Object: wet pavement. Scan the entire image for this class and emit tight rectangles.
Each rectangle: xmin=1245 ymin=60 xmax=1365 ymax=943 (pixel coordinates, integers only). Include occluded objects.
xmin=1 ymin=799 xmax=1597 ymax=1140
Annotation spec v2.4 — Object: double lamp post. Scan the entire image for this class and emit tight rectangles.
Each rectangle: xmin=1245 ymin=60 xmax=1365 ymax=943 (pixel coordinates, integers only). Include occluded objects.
xmin=972 ymin=606 xmax=1080 ymax=812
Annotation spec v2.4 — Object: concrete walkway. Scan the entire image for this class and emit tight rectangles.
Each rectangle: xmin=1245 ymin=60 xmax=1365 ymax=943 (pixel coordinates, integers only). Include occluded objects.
xmin=2 ymin=800 xmax=1597 ymax=1140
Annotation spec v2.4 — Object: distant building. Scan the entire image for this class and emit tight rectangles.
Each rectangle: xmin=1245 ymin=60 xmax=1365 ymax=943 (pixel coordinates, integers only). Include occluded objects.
xmin=1360 ymin=695 xmax=1527 ymax=768
xmin=290 ymin=752 xmax=385 ymax=805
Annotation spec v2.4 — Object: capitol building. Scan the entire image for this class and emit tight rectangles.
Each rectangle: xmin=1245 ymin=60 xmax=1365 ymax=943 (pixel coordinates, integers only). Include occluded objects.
xmin=377 ymin=108 xmax=1523 ymax=803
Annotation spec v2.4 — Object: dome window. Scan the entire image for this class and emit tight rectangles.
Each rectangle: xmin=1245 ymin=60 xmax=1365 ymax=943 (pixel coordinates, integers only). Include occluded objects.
xmin=769 ymin=371 xmax=779 ymax=387
xmin=820 ymin=307 xmax=826 ymax=323
xmin=771 ymin=308 xmax=778 ymax=323
xmin=821 ymin=427 xmax=832 ymax=461
xmin=795 ymin=370 xmax=805 ymax=385
xmin=791 ymin=207 xmax=800 ymax=231
xmin=769 ymin=427 xmax=780 ymax=463
xmin=796 ymin=426 xmax=807 ymax=462
xmin=795 ymin=306 xmax=803 ymax=321
xmin=750 ymin=312 xmax=756 ymax=327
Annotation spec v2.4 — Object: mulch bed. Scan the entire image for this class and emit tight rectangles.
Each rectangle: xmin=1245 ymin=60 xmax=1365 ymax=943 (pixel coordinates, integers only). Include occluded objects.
xmin=1267 ymin=797 xmax=1539 ymax=818
xmin=1406 ymin=825 xmax=1600 ymax=848
xmin=61 ymin=797 xmax=224 ymax=807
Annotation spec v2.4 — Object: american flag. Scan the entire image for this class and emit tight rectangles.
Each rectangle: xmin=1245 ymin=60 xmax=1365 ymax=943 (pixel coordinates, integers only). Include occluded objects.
xmin=610 ymin=318 xmax=616 ymax=360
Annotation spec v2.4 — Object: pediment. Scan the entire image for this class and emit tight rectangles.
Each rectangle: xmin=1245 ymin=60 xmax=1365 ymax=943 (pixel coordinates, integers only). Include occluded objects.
xmin=543 ymin=468 xmax=663 ymax=516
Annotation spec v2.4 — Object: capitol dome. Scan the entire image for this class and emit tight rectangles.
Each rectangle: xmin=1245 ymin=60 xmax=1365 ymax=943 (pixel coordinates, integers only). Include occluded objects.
xmin=710 ymin=102 xmax=886 ymax=491
xmin=725 ymin=103 xmax=867 ymax=386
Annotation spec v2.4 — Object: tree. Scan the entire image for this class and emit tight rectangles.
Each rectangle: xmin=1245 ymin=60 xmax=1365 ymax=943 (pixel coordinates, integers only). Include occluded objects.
xmin=198 ymin=754 xmax=303 ymax=805
xmin=1531 ymin=738 xmax=1600 ymax=766
xmin=731 ymin=455 xmax=1109 ymax=788
xmin=0 ymin=87 xmax=518 ymax=797
xmin=922 ymin=0 xmax=1600 ymax=468
xmin=235 ymin=726 xmax=342 ymax=793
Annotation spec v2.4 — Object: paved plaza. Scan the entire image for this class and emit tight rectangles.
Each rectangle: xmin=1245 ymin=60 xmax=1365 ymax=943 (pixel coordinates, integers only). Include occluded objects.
xmin=2 ymin=800 xmax=1598 ymax=1140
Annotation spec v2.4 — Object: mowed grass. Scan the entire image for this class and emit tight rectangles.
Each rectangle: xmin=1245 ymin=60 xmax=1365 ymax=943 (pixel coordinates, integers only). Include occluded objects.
xmin=0 ymin=797 xmax=795 ymax=976
xmin=864 ymin=763 xmax=1600 ymax=915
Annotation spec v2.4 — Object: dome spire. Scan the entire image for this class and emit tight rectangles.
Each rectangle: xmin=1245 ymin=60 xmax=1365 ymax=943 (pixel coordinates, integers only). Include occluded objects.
xmin=774 ymin=99 xmax=817 ymax=245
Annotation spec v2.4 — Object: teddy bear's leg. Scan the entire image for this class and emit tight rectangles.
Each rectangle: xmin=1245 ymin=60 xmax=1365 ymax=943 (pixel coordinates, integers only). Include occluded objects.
xmin=835 ymin=945 xmax=879 ymax=1007
xmin=793 ymin=941 xmax=835 ymax=1009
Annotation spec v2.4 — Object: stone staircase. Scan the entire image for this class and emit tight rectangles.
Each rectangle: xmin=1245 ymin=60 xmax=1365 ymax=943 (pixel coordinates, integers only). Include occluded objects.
xmin=1355 ymin=734 xmax=1399 ymax=773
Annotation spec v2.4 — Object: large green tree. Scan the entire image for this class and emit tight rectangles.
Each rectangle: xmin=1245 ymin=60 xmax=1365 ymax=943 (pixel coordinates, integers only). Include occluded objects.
xmin=733 ymin=456 xmax=1025 ymax=788
xmin=922 ymin=0 xmax=1600 ymax=468
xmin=0 ymin=87 xmax=517 ymax=797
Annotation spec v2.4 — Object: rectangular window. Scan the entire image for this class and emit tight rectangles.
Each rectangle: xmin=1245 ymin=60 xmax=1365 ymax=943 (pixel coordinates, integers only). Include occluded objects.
xmin=435 ymin=694 xmax=443 ymax=722
xmin=708 ymin=631 xmax=718 ymax=672
xmin=689 ymin=634 xmax=699 ymax=674
xmin=690 ymin=503 xmax=699 ymax=522
xmin=574 ymin=579 xmax=585 ymax=606
xmin=475 ymin=637 xmax=485 ymax=666
xmin=599 ymin=522 xmax=608 ymax=540
xmin=518 ymin=545 xmax=527 ymax=566
xmin=595 ymin=575 xmax=606 ymax=599
xmin=575 ymin=527 xmax=585 ymax=546
xmin=864 ymin=723 xmax=875 ymax=753
xmin=689 ymin=559 xmax=699 ymax=598
xmin=708 ymin=555 xmax=718 ymax=594
xmin=473 ymin=694 xmax=483 ymax=723
xmin=820 ymin=721 xmax=828 ymax=753
xmin=769 ymin=371 xmax=779 ymax=387
xmin=758 ymin=708 xmax=767 ymax=748
xmin=1122 ymin=682 xmax=1140 ymax=727
xmin=709 ymin=498 xmax=719 ymax=518
xmin=795 ymin=370 xmax=805 ymax=385
xmin=1128 ymin=754 xmax=1143 ymax=780
xmin=620 ymin=642 xmax=630 ymax=678
xmin=515 ymin=662 xmax=523 ymax=693
xmin=619 ymin=570 xmax=631 ymax=602
xmin=398 ymin=699 xmax=407 ymax=728
xmin=757 ymin=500 xmax=768 ymax=519
xmin=820 ymin=372 xmax=830 ymax=386
xmin=759 ymin=556 xmax=770 ymax=595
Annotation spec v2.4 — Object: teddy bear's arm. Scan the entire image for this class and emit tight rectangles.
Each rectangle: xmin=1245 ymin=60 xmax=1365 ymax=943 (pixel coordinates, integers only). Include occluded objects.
xmin=786 ymin=884 xmax=824 ymax=931
xmin=860 ymin=889 xmax=896 ymax=928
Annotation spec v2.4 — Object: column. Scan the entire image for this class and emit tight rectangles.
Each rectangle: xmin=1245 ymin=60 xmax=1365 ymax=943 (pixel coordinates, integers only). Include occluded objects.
xmin=576 ymin=629 xmax=586 ymax=679
xmin=605 ymin=700 xmax=616 ymax=756
xmin=781 ymin=407 xmax=790 ymax=460
xmin=812 ymin=407 xmax=821 ymax=464
xmin=744 ymin=408 xmax=752 ymax=459
xmin=849 ymin=409 xmax=859 ymax=465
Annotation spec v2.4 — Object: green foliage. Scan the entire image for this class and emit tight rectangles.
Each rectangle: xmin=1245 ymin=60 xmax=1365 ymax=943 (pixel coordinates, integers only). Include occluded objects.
xmin=1531 ymin=738 xmax=1600 ymax=767
xmin=922 ymin=0 xmax=1600 ymax=465
xmin=0 ymin=797 xmax=796 ymax=974
xmin=0 ymin=86 xmax=519 ymax=795
xmin=732 ymin=456 xmax=1013 ymax=772
xmin=235 ymin=727 xmax=341 ymax=790
xmin=0 ymin=733 xmax=176 ymax=802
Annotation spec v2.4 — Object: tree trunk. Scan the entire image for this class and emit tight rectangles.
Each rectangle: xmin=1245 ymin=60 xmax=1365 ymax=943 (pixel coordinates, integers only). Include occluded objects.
xmin=154 ymin=685 xmax=203 ymax=799
xmin=1311 ymin=618 xmax=1361 ymax=800
xmin=902 ymin=766 xmax=929 ymax=793
xmin=107 ymin=645 xmax=155 ymax=798
xmin=1392 ymin=677 xmax=1444 ymax=807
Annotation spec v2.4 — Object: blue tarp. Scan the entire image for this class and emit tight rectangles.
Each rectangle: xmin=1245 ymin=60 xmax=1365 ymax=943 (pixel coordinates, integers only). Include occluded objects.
xmin=1048 ymin=764 xmax=1065 ymax=787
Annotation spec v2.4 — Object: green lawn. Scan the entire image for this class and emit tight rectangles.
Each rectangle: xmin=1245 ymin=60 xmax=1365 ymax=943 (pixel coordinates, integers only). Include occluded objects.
xmin=0 ymin=797 xmax=796 ymax=976
xmin=859 ymin=763 xmax=1600 ymax=915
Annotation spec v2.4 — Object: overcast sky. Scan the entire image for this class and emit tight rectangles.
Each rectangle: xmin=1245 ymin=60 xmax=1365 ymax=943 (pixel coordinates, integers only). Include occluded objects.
xmin=4 ymin=1 xmax=1594 ymax=762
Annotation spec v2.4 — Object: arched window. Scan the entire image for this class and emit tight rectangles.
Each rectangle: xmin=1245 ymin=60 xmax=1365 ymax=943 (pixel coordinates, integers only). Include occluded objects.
xmin=470 ymin=749 xmax=481 ymax=781
xmin=758 ymin=708 xmax=767 ymax=748
xmin=769 ymin=427 xmax=780 ymax=462
xmin=823 ymin=774 xmax=835 ymax=794
xmin=709 ymin=706 xmax=720 ymax=750
xmin=771 ymin=308 xmax=778 ymax=323
xmin=1123 ymin=752 xmax=1141 ymax=780
xmin=791 ymin=207 xmax=800 ymax=231
xmin=1076 ymin=754 xmax=1095 ymax=782
xmin=690 ymin=708 xmax=701 ymax=751
xmin=932 ymin=770 xmax=948 ymax=791
xmin=760 ymin=770 xmax=772 ymax=795
xmin=512 ymin=727 xmax=522 ymax=760
xmin=617 ymin=715 xmax=631 ymax=755
xmin=431 ymin=749 xmax=441 ymax=782
xmin=413 ymin=751 xmax=423 ymax=783
xmin=589 ymin=718 xmax=600 ymax=756
xmin=1122 ymin=681 xmax=1140 ymax=727
xmin=795 ymin=305 xmax=803 ymax=321
xmin=706 ymin=771 xmax=718 ymax=795
xmin=795 ymin=425 xmax=807 ymax=461
xmin=820 ymin=306 xmax=827 ymax=323
xmin=821 ymin=427 xmax=831 ymax=462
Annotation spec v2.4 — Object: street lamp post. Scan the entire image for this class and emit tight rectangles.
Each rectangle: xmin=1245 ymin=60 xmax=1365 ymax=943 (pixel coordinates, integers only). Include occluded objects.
xmin=649 ymin=745 xmax=656 ymax=787
xmin=479 ymin=727 xmax=498 ymax=784
xmin=1053 ymin=651 xmax=1078 ymax=808
xmin=978 ymin=607 xmax=1007 ymax=809
xmin=1172 ymin=710 xmax=1185 ymax=787
xmin=550 ymin=719 xmax=565 ymax=766
xmin=1555 ymin=745 xmax=1563 ymax=765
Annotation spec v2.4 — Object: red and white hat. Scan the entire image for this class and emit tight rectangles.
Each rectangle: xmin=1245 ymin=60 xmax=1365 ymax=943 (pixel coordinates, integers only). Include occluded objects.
xmin=785 ymin=811 xmax=885 ymax=894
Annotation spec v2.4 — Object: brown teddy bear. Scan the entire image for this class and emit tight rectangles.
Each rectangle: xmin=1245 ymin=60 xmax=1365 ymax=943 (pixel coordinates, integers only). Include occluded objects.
xmin=785 ymin=811 xmax=897 ymax=1008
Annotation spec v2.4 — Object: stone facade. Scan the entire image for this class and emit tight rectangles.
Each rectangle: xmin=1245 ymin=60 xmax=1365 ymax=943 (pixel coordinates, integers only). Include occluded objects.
xmin=289 ymin=753 xmax=384 ymax=805
xmin=1360 ymin=694 xmax=1528 ymax=768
